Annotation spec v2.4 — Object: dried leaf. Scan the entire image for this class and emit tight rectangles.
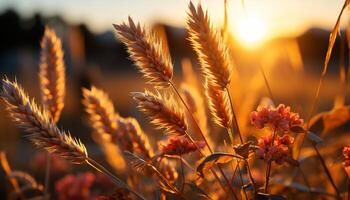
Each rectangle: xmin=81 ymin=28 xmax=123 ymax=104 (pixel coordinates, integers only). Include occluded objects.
xmin=234 ymin=141 xmax=252 ymax=158
xmin=196 ymin=152 xmax=242 ymax=177
xmin=290 ymin=126 xmax=306 ymax=133
xmin=309 ymin=106 xmax=350 ymax=135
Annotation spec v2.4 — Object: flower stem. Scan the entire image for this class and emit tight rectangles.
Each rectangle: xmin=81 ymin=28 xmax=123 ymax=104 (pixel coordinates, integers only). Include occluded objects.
xmin=313 ymin=144 xmax=341 ymax=199
xmin=265 ymin=128 xmax=277 ymax=193
xmin=264 ymin=161 xmax=272 ymax=193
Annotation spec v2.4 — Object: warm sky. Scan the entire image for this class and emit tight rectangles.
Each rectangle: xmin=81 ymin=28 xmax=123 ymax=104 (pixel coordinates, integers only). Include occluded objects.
xmin=0 ymin=0 xmax=348 ymax=40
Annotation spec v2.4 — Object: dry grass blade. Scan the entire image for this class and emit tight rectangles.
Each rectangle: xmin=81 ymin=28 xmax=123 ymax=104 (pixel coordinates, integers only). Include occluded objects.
xmin=9 ymin=170 xmax=42 ymax=189
xmin=131 ymin=90 xmax=188 ymax=136
xmin=82 ymin=86 xmax=118 ymax=136
xmin=0 ymin=152 xmax=21 ymax=194
xmin=0 ymin=78 xmax=88 ymax=164
xmin=123 ymin=151 xmax=179 ymax=195
xmin=296 ymin=0 xmax=349 ymax=158
xmin=113 ymin=17 xmax=173 ymax=88
xmin=306 ymin=0 xmax=348 ymax=128
xmin=205 ymin=80 xmax=232 ymax=128
xmin=39 ymin=26 xmax=65 ymax=123
xmin=187 ymin=2 xmax=232 ymax=89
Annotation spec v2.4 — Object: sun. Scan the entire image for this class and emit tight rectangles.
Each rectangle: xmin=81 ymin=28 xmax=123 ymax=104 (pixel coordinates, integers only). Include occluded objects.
xmin=235 ymin=16 xmax=267 ymax=47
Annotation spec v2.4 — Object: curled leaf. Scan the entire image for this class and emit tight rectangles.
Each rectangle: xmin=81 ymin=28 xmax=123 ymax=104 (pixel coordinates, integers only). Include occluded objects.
xmin=196 ymin=152 xmax=242 ymax=178
xmin=234 ymin=141 xmax=252 ymax=158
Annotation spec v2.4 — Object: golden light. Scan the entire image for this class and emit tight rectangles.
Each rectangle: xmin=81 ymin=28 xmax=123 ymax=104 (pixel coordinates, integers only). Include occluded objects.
xmin=235 ymin=16 xmax=267 ymax=47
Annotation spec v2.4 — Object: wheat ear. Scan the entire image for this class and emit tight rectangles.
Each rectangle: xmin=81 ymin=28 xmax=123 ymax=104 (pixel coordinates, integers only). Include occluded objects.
xmin=205 ymin=79 xmax=232 ymax=128
xmin=187 ymin=2 xmax=232 ymax=90
xmin=131 ymin=90 xmax=187 ymax=136
xmin=0 ymin=78 xmax=87 ymax=164
xmin=82 ymin=86 xmax=153 ymax=158
xmin=39 ymin=26 xmax=65 ymax=123
xmin=113 ymin=17 xmax=173 ymax=88
xmin=121 ymin=117 xmax=154 ymax=158
xmin=82 ymin=86 xmax=118 ymax=136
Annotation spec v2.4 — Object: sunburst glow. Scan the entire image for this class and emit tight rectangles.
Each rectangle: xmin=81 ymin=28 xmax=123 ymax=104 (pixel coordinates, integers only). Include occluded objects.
xmin=235 ymin=16 xmax=267 ymax=47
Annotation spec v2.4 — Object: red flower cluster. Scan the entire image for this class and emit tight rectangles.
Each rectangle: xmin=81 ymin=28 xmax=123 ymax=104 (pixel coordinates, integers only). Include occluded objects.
xmin=251 ymin=104 xmax=303 ymax=132
xmin=255 ymin=134 xmax=294 ymax=164
xmin=158 ymin=136 xmax=205 ymax=156
xmin=343 ymin=146 xmax=350 ymax=167
xmin=55 ymin=172 xmax=96 ymax=200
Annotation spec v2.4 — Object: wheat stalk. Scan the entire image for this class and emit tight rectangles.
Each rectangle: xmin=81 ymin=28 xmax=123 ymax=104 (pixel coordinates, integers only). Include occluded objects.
xmin=39 ymin=26 xmax=65 ymax=123
xmin=1 ymin=78 xmax=87 ymax=164
xmin=205 ymin=79 xmax=232 ymax=129
xmin=131 ymin=90 xmax=187 ymax=136
xmin=113 ymin=17 xmax=173 ymax=88
xmin=187 ymin=2 xmax=232 ymax=90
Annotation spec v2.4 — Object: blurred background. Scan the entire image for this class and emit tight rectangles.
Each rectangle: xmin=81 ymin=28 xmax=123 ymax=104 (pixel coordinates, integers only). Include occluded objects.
xmin=0 ymin=0 xmax=349 ymax=198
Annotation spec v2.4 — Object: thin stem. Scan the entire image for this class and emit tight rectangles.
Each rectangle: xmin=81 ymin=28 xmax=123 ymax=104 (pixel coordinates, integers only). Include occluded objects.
xmin=170 ymin=81 xmax=238 ymax=200
xmin=225 ymin=87 xmax=243 ymax=143
xmin=44 ymin=153 xmax=51 ymax=195
xmin=86 ymin=158 xmax=146 ymax=200
xmin=179 ymin=154 xmax=185 ymax=194
xmin=259 ymin=65 xmax=276 ymax=103
xmin=230 ymin=162 xmax=239 ymax=185
xmin=245 ymin=159 xmax=256 ymax=194
xmin=265 ymin=128 xmax=277 ymax=193
xmin=313 ymin=145 xmax=341 ymax=199
xmin=264 ymin=161 xmax=272 ymax=193
xmin=170 ymin=81 xmax=213 ymax=152
xmin=237 ymin=162 xmax=248 ymax=200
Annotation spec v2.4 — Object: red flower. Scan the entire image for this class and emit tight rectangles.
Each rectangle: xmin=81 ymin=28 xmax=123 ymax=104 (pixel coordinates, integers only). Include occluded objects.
xmin=255 ymin=134 xmax=294 ymax=164
xmin=55 ymin=172 xmax=96 ymax=200
xmin=158 ymin=136 xmax=205 ymax=156
xmin=251 ymin=104 xmax=303 ymax=132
